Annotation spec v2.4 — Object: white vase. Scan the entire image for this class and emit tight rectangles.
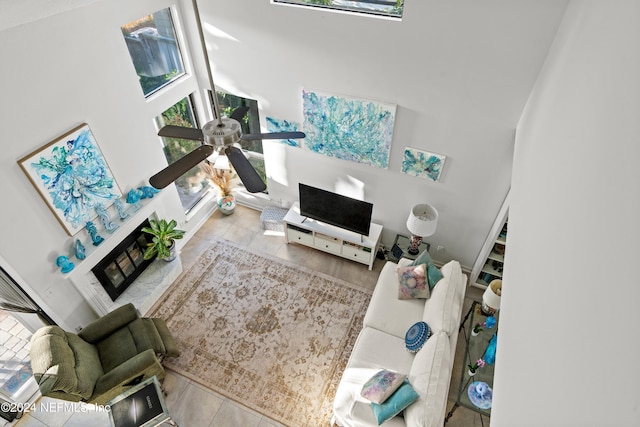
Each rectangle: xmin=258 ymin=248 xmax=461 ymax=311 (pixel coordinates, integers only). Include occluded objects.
xmin=471 ymin=329 xmax=480 ymax=337
xmin=468 ymin=369 xmax=477 ymax=377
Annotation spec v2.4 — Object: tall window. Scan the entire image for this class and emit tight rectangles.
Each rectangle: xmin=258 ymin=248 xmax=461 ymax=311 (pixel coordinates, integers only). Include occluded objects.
xmin=121 ymin=8 xmax=186 ymax=96
xmin=155 ymin=97 xmax=211 ymax=212
xmin=273 ymin=0 xmax=404 ymax=18
xmin=213 ymin=91 xmax=267 ymax=190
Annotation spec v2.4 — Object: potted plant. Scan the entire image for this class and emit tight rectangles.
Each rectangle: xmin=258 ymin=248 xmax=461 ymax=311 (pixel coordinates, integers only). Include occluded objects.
xmin=141 ymin=219 xmax=185 ymax=262
xmin=203 ymin=161 xmax=239 ymax=215
xmin=471 ymin=322 xmax=484 ymax=337
xmin=468 ymin=358 xmax=485 ymax=376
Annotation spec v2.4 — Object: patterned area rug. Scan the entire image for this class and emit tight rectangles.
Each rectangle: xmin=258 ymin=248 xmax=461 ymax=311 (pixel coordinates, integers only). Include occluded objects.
xmin=147 ymin=238 xmax=372 ymax=427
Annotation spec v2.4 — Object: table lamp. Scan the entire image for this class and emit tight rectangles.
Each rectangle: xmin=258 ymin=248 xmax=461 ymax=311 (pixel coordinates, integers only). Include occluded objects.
xmin=481 ymin=279 xmax=502 ymax=315
xmin=406 ymin=204 xmax=438 ymax=255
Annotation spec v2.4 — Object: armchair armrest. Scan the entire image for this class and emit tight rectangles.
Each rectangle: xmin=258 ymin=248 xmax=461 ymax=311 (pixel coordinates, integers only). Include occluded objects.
xmin=79 ymin=303 xmax=139 ymax=343
xmin=91 ymin=349 xmax=165 ymax=405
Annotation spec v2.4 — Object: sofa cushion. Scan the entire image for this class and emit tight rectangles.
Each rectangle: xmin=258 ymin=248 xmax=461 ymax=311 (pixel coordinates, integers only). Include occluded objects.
xmin=422 ymin=260 xmax=465 ymax=335
xmin=397 ymin=264 xmax=430 ymax=300
xmin=409 ymin=251 xmax=444 ymax=290
xmin=404 ymin=321 xmax=431 ymax=354
xmin=332 ymin=327 xmax=414 ymax=427
xmin=405 ymin=331 xmax=452 ymax=427
xmin=363 ymin=260 xmax=425 ymax=339
xmin=371 ymin=379 xmax=419 ymax=425
xmin=361 ymin=369 xmax=406 ymax=404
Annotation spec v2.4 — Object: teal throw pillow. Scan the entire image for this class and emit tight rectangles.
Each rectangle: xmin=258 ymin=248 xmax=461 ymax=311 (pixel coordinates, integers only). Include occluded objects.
xmin=371 ymin=379 xmax=419 ymax=425
xmin=410 ymin=250 xmax=444 ymax=290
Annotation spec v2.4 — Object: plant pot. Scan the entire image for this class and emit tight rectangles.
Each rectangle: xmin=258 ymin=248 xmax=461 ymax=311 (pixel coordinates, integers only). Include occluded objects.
xmin=471 ymin=330 xmax=480 ymax=337
xmin=161 ymin=240 xmax=178 ymax=262
xmin=468 ymin=369 xmax=477 ymax=377
xmin=218 ymin=195 xmax=236 ymax=215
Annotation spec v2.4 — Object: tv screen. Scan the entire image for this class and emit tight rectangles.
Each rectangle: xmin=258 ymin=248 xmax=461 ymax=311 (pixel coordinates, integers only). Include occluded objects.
xmin=299 ymin=183 xmax=373 ymax=235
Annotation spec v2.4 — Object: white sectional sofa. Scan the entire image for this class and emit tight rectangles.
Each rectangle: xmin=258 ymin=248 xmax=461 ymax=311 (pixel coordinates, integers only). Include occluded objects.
xmin=332 ymin=258 xmax=467 ymax=427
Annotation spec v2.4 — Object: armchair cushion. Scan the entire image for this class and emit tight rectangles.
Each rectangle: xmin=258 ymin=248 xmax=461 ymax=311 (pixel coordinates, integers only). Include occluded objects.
xmin=129 ymin=318 xmax=166 ymax=355
xmin=152 ymin=318 xmax=180 ymax=357
xmin=65 ymin=333 xmax=103 ymax=398
xmin=79 ymin=303 xmax=139 ymax=343
xmin=92 ymin=349 xmax=165 ymax=405
xmin=96 ymin=327 xmax=138 ymax=373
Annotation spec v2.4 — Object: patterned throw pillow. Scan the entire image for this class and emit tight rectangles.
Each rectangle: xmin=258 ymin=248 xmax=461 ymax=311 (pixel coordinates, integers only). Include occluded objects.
xmin=410 ymin=250 xmax=444 ymax=290
xmin=370 ymin=379 xmax=420 ymax=425
xmin=397 ymin=264 xmax=430 ymax=299
xmin=361 ymin=369 xmax=406 ymax=404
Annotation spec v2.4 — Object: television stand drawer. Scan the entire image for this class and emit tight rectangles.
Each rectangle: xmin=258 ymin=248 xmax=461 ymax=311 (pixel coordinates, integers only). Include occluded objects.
xmin=287 ymin=227 xmax=314 ymax=246
xmin=342 ymin=245 xmax=372 ymax=263
xmin=314 ymin=235 xmax=342 ymax=254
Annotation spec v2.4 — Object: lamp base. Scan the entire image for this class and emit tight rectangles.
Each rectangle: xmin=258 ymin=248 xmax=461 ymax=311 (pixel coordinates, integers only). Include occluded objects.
xmin=408 ymin=235 xmax=422 ymax=256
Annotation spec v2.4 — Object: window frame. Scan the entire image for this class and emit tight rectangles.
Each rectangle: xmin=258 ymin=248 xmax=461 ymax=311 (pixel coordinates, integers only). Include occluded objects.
xmin=272 ymin=0 xmax=404 ymax=19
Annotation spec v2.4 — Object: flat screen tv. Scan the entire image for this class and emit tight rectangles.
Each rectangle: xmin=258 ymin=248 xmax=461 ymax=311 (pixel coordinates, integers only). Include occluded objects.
xmin=299 ymin=183 xmax=373 ymax=236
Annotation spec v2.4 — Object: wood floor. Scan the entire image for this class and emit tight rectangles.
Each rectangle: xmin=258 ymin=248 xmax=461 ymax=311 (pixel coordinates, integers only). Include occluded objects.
xmin=15 ymin=204 xmax=486 ymax=427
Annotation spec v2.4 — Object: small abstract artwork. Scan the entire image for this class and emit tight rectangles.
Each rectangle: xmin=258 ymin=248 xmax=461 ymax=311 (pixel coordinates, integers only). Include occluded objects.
xmin=266 ymin=117 xmax=302 ymax=147
xmin=18 ymin=124 xmax=121 ymax=236
xmin=401 ymin=148 xmax=446 ymax=182
xmin=302 ymin=89 xmax=396 ymax=168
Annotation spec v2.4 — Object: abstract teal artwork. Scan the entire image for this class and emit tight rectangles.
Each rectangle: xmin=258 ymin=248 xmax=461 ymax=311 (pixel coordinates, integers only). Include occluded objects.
xmin=302 ymin=90 xmax=396 ymax=168
xmin=19 ymin=124 xmax=121 ymax=236
xmin=266 ymin=117 xmax=302 ymax=147
xmin=401 ymin=148 xmax=446 ymax=182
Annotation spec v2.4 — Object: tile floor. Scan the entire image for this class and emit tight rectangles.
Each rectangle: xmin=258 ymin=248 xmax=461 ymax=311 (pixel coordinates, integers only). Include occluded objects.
xmin=0 ymin=311 xmax=32 ymax=397
xmin=12 ymin=204 xmax=488 ymax=427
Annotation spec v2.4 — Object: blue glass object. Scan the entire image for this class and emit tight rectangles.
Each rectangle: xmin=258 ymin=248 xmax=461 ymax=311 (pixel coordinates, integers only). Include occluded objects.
xmin=114 ymin=198 xmax=129 ymax=220
xmin=95 ymin=203 xmax=118 ymax=232
xmin=126 ymin=189 xmax=143 ymax=211
xmin=56 ymin=255 xmax=74 ymax=273
xmin=139 ymin=186 xmax=160 ymax=199
xmin=485 ymin=316 xmax=497 ymax=329
xmin=483 ymin=333 xmax=497 ymax=365
xmin=75 ymin=239 xmax=86 ymax=260
xmin=85 ymin=221 xmax=104 ymax=246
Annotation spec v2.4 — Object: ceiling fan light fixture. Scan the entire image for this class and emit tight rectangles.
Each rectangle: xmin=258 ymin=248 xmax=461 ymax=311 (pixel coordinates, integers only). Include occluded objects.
xmin=202 ymin=118 xmax=242 ymax=148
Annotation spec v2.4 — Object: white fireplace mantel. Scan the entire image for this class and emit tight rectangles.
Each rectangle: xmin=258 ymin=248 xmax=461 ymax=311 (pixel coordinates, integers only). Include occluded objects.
xmin=65 ymin=192 xmax=182 ymax=317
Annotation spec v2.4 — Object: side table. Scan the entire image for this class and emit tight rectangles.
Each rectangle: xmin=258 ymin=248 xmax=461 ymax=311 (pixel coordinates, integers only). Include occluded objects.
xmin=386 ymin=234 xmax=430 ymax=262
xmin=107 ymin=376 xmax=178 ymax=427
xmin=445 ymin=301 xmax=498 ymax=426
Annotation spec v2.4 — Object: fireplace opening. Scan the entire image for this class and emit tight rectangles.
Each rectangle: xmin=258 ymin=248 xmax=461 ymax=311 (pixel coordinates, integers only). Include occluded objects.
xmin=92 ymin=219 xmax=154 ymax=301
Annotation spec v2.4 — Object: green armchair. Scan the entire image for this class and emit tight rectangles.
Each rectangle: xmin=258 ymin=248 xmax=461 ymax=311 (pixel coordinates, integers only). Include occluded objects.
xmin=29 ymin=303 xmax=179 ymax=405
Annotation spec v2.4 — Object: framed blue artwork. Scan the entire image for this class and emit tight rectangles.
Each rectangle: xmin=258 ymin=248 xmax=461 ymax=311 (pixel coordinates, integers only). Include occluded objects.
xmin=401 ymin=148 xmax=446 ymax=182
xmin=18 ymin=123 xmax=122 ymax=236
xmin=266 ymin=117 xmax=302 ymax=147
xmin=302 ymin=89 xmax=396 ymax=168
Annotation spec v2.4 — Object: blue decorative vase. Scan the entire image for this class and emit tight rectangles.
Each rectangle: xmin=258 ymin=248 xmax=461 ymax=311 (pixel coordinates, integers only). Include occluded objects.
xmin=56 ymin=256 xmax=74 ymax=274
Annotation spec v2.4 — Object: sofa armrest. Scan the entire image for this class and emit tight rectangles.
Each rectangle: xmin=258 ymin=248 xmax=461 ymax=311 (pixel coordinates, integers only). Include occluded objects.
xmin=79 ymin=303 xmax=139 ymax=343
xmin=91 ymin=349 xmax=165 ymax=405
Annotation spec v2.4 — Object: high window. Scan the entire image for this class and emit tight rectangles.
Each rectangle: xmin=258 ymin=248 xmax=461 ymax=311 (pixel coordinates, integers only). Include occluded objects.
xmin=154 ymin=96 xmax=212 ymax=212
xmin=213 ymin=91 xmax=267 ymax=188
xmin=121 ymin=8 xmax=186 ymax=97
xmin=274 ymin=0 xmax=403 ymax=18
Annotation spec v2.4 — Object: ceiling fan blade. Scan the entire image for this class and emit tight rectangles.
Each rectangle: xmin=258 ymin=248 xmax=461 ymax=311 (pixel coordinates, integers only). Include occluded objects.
xmin=158 ymin=125 xmax=204 ymax=141
xmin=224 ymin=146 xmax=267 ymax=193
xmin=241 ymin=131 xmax=306 ymax=141
xmin=149 ymin=145 xmax=214 ymax=189
xmin=230 ymin=106 xmax=250 ymax=122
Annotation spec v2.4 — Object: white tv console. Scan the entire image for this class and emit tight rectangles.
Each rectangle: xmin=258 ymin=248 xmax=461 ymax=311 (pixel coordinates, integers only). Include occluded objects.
xmin=283 ymin=203 xmax=383 ymax=270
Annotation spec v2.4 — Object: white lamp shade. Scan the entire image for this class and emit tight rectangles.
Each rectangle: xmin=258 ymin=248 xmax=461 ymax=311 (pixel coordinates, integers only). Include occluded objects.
xmin=406 ymin=204 xmax=438 ymax=237
xmin=482 ymin=279 xmax=502 ymax=314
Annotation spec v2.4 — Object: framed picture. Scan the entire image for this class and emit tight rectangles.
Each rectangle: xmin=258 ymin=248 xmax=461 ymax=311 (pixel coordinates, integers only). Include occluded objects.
xmin=302 ymin=89 xmax=396 ymax=169
xmin=401 ymin=147 xmax=446 ymax=182
xmin=18 ymin=123 xmax=122 ymax=236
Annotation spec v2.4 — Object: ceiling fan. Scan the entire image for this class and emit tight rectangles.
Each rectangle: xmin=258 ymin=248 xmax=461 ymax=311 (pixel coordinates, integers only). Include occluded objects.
xmin=149 ymin=0 xmax=305 ymax=193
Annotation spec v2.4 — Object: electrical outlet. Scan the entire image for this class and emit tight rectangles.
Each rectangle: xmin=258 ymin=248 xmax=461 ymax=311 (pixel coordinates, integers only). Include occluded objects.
xmin=75 ymin=325 xmax=83 ymax=333
xmin=437 ymin=245 xmax=445 ymax=253
xmin=44 ymin=288 xmax=54 ymax=297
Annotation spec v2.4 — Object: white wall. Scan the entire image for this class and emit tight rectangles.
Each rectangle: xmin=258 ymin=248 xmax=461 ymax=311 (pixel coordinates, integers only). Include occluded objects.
xmin=494 ymin=1 xmax=640 ymax=425
xmin=192 ymin=0 xmax=567 ymax=265
xmin=0 ymin=0 xmax=199 ymax=330
xmin=0 ymin=0 xmax=567 ymax=330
